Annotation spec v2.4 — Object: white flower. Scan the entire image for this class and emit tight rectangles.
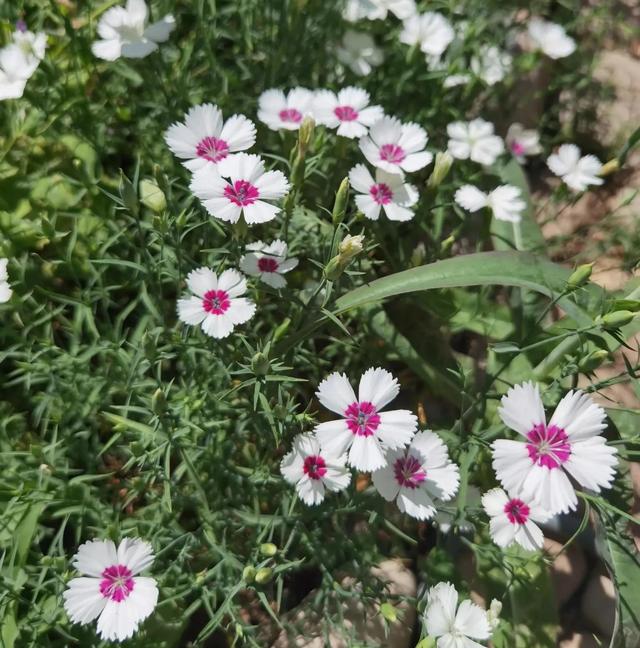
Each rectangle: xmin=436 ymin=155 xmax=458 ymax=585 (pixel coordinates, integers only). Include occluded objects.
xmin=92 ymin=0 xmax=175 ymax=61
xmin=547 ymin=144 xmax=603 ymax=192
xmin=177 ymin=267 xmax=256 ymax=339
xmin=506 ymin=123 xmax=541 ymax=163
xmin=349 ymin=163 xmax=418 ymax=221
xmin=454 ymin=184 xmax=526 ymax=223
xmin=492 ymin=382 xmax=618 ymax=515
xmin=528 ymin=18 xmax=576 ymax=60
xmin=487 ymin=599 xmax=502 ymax=631
xmin=0 ymin=29 xmax=46 ymax=101
xmin=314 ymin=87 xmax=383 ymax=139
xmin=190 ymin=153 xmax=290 ymax=225
xmin=443 ymin=73 xmax=470 ymax=88
xmin=471 ymin=45 xmax=512 ymax=85
xmin=372 ymin=431 xmax=459 ymax=520
xmin=447 ymin=118 xmax=505 ymax=166
xmin=63 ymin=538 xmax=158 ymax=643
xmin=424 ymin=582 xmax=492 ymax=647
xmin=399 ymin=12 xmax=455 ymax=59
xmin=164 ymin=103 xmax=256 ymax=173
xmin=359 ymin=116 xmax=433 ymax=175
xmin=239 ymin=240 xmax=299 ymax=289
xmin=482 ymin=487 xmax=550 ymax=551
xmin=0 ymin=258 xmax=12 ymax=303
xmin=343 ymin=0 xmax=416 ymax=22
xmin=12 ymin=28 xmax=47 ymax=76
xmin=257 ymin=87 xmax=315 ymax=131
xmin=336 ymin=30 xmax=384 ymax=76
xmin=314 ymin=367 xmax=417 ymax=472
xmin=280 ymin=433 xmax=351 ymax=505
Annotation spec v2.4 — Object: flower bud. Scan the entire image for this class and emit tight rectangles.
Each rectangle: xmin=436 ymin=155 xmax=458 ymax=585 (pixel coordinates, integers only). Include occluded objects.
xmin=119 ymin=171 xmax=138 ymax=216
xmin=251 ymin=352 xmax=270 ymax=376
xmin=599 ymin=158 xmax=619 ymax=177
xmin=332 ymin=177 xmax=350 ymax=226
xmin=338 ymin=233 xmax=364 ymax=260
xmin=298 ymin=116 xmax=315 ymax=155
xmin=151 ymin=388 xmax=166 ymax=415
xmin=427 ymin=151 xmax=453 ymax=189
xmin=380 ymin=602 xmax=397 ymax=623
xmin=566 ymin=263 xmax=593 ymax=290
xmin=259 ymin=542 xmax=278 ymax=557
xmin=410 ymin=242 xmax=426 ymax=267
xmin=139 ymin=178 xmax=167 ymax=213
xmin=242 ymin=565 xmax=256 ymax=583
xmin=487 ymin=598 xmax=502 ymax=630
xmin=597 ymin=310 xmax=635 ymax=329
xmin=254 ymin=567 xmax=273 ymax=584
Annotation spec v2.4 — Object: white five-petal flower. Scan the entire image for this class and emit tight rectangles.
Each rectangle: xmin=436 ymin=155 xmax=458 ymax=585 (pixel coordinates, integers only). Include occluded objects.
xmin=0 ymin=258 xmax=12 ymax=303
xmin=372 ymin=430 xmax=459 ymax=520
xmin=177 ymin=267 xmax=256 ymax=339
xmin=239 ymin=240 xmax=299 ymax=289
xmin=190 ymin=153 xmax=290 ymax=225
xmin=547 ymin=144 xmax=603 ymax=192
xmin=343 ymin=0 xmax=417 ymax=22
xmin=92 ymin=0 xmax=175 ymax=61
xmin=280 ymin=433 xmax=351 ymax=505
xmin=482 ymin=487 xmax=550 ymax=551
xmin=447 ymin=118 xmax=505 ymax=166
xmin=257 ymin=88 xmax=315 ymax=131
xmin=454 ymin=184 xmax=526 ymax=223
xmin=336 ymin=30 xmax=384 ymax=77
xmin=314 ymin=87 xmax=383 ymax=139
xmin=359 ymin=116 xmax=433 ymax=175
xmin=492 ymin=381 xmax=618 ymax=515
xmin=314 ymin=368 xmax=417 ymax=472
xmin=528 ymin=18 xmax=576 ymax=60
xmin=399 ymin=12 xmax=455 ymax=59
xmin=470 ymin=45 xmax=512 ymax=86
xmin=165 ymin=103 xmax=256 ymax=173
xmin=0 ymin=28 xmax=46 ymax=101
xmin=506 ymin=123 xmax=542 ymax=163
xmin=349 ymin=163 xmax=418 ymax=221
xmin=63 ymin=538 xmax=158 ymax=643
xmin=424 ymin=582 xmax=492 ymax=648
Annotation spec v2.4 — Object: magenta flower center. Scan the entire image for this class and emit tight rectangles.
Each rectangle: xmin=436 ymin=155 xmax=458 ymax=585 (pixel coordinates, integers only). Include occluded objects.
xmin=511 ymin=141 xmax=526 ymax=156
xmin=344 ymin=401 xmax=380 ymax=437
xmin=196 ymin=136 xmax=229 ymax=163
xmin=334 ymin=105 xmax=359 ymax=122
xmin=303 ymin=455 xmax=327 ymax=480
xmin=224 ymin=179 xmax=260 ymax=206
xmin=202 ymin=289 xmax=230 ymax=315
xmin=526 ymin=423 xmax=571 ymax=469
xmin=393 ymin=454 xmax=427 ymax=489
xmin=257 ymin=257 xmax=279 ymax=273
xmin=279 ymin=108 xmax=303 ymax=123
xmin=504 ymin=498 xmax=530 ymax=525
xmin=379 ymin=143 xmax=405 ymax=164
xmin=100 ymin=564 xmax=134 ymax=602
xmin=370 ymin=182 xmax=393 ymax=205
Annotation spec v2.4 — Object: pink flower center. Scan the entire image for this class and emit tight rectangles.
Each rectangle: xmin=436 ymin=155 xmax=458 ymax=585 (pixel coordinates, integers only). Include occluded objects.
xmin=511 ymin=141 xmax=526 ymax=156
xmin=504 ymin=498 xmax=530 ymax=525
xmin=257 ymin=257 xmax=279 ymax=273
xmin=100 ymin=564 xmax=134 ymax=602
xmin=526 ymin=423 xmax=571 ymax=469
xmin=202 ymin=289 xmax=230 ymax=315
xmin=334 ymin=105 xmax=359 ymax=122
xmin=224 ymin=180 xmax=260 ymax=206
xmin=393 ymin=454 xmax=427 ymax=489
xmin=279 ymin=108 xmax=303 ymax=123
xmin=196 ymin=136 xmax=229 ymax=163
xmin=370 ymin=182 xmax=393 ymax=205
xmin=344 ymin=401 xmax=380 ymax=437
xmin=303 ymin=455 xmax=327 ymax=480
xmin=379 ymin=143 xmax=405 ymax=165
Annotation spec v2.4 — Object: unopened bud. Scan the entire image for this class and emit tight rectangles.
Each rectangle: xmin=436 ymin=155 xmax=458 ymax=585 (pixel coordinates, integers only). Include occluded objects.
xmin=597 ymin=310 xmax=635 ymax=329
xmin=251 ymin=352 xmax=270 ymax=376
xmin=139 ymin=178 xmax=167 ymax=213
xmin=567 ymin=263 xmax=593 ymax=290
xmin=254 ymin=567 xmax=273 ymax=584
xmin=151 ymin=388 xmax=166 ymax=415
xmin=242 ymin=565 xmax=256 ymax=583
xmin=380 ymin=602 xmax=397 ymax=623
xmin=427 ymin=151 xmax=453 ymax=189
xmin=298 ymin=116 xmax=315 ymax=154
xmin=599 ymin=158 xmax=619 ymax=177
xmin=487 ymin=599 xmax=502 ymax=630
xmin=119 ymin=171 xmax=138 ymax=216
xmin=410 ymin=242 xmax=426 ymax=267
xmin=332 ymin=177 xmax=350 ymax=226
xmin=259 ymin=542 xmax=278 ymax=557
xmin=338 ymin=233 xmax=364 ymax=261
xmin=579 ymin=349 xmax=609 ymax=373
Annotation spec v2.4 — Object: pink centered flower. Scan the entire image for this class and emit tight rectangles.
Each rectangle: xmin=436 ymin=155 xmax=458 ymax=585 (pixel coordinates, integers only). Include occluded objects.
xmin=393 ymin=454 xmax=427 ymax=489
xmin=511 ymin=141 xmax=526 ymax=157
xmin=278 ymin=108 xmax=303 ymax=123
xmin=99 ymin=564 xmax=135 ymax=602
xmin=525 ymin=423 xmax=571 ymax=468
xmin=379 ymin=143 xmax=406 ymax=164
xmin=202 ymin=289 xmax=230 ymax=314
xmin=345 ymin=401 xmax=381 ymax=437
xmin=258 ymin=87 xmax=314 ymax=131
xmin=257 ymin=257 xmax=279 ymax=273
xmin=303 ymin=455 xmax=328 ymax=480
xmin=223 ymin=179 xmax=260 ymax=206
xmin=334 ymin=105 xmax=359 ymax=122
xmin=196 ymin=136 xmax=229 ymax=163
xmin=240 ymin=239 xmax=298 ymax=289
xmin=370 ymin=182 xmax=393 ymax=205
xmin=503 ymin=498 xmax=530 ymax=525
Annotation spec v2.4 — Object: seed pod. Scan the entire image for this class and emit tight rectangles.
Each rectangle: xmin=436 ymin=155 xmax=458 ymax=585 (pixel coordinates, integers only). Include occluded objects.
xmin=259 ymin=543 xmax=278 ymax=557
xmin=242 ymin=566 xmax=256 ymax=583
